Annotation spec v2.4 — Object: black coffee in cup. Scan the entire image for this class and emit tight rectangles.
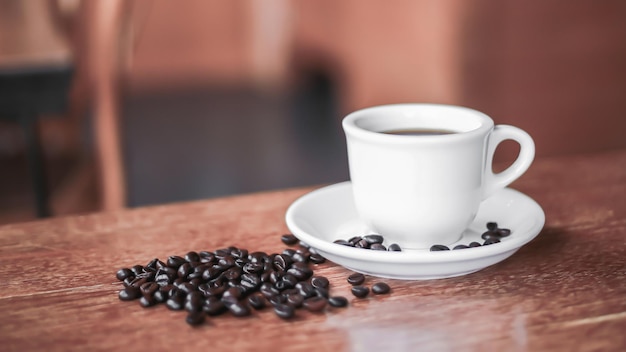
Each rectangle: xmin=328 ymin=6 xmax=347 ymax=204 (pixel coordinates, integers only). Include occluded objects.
xmin=382 ymin=128 xmax=457 ymax=136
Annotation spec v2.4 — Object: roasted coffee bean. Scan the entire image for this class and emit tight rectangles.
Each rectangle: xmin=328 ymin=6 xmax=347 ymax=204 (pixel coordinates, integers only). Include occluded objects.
xmin=217 ymin=255 xmax=236 ymax=270
xmin=241 ymin=273 xmax=262 ymax=289
xmin=355 ymin=239 xmax=370 ymax=249
xmin=228 ymin=302 xmax=251 ymax=317
xmin=186 ymin=311 xmax=205 ymax=326
xmin=199 ymin=251 xmax=216 ymax=263
xmin=309 ymin=253 xmax=326 ymax=264
xmin=274 ymin=303 xmax=295 ymax=319
xmin=177 ymin=263 xmax=192 ymax=279
xmin=139 ymin=295 xmax=157 ymax=307
xmin=281 ymin=234 xmax=299 ymax=246
xmin=140 ymin=282 xmax=159 ymax=297
xmin=274 ymin=280 xmax=291 ymax=291
xmin=292 ymin=251 xmax=310 ymax=263
xmin=371 ymin=282 xmax=391 ymax=295
xmin=260 ymin=283 xmax=280 ymax=298
xmin=166 ymin=297 xmax=184 ymax=310
xmin=328 ymin=296 xmax=349 ymax=308
xmin=370 ymin=243 xmax=387 ymax=251
xmin=145 ymin=258 xmax=160 ymax=270
xmin=153 ymin=290 xmax=168 ymax=303
xmin=453 ymin=244 xmax=469 ymax=250
xmin=311 ymin=276 xmax=329 ymax=289
xmin=243 ymin=262 xmax=264 ymax=274
xmin=348 ymin=236 xmax=362 ymax=245
xmin=333 ymin=239 xmax=352 ymax=246
xmin=248 ymin=293 xmax=267 ymax=310
xmin=130 ymin=265 xmax=144 ymax=276
xmin=268 ymin=294 xmax=286 ymax=306
xmin=167 ymin=256 xmax=186 ymax=269
xmin=387 ymin=243 xmax=402 ymax=252
xmin=315 ymin=287 xmax=329 ymax=299
xmin=273 ymin=254 xmax=292 ymax=271
xmin=296 ymin=282 xmax=317 ymax=298
xmin=116 ymin=268 xmax=134 ymax=281
xmin=280 ymin=274 xmax=298 ymax=289
xmin=430 ymin=245 xmax=450 ymax=251
xmin=287 ymin=262 xmax=313 ymax=280
xmin=303 ymin=296 xmax=327 ymax=312
xmin=469 ymin=241 xmax=482 ymax=248
xmin=282 ymin=248 xmax=297 ymax=257
xmin=497 ymin=228 xmax=511 ymax=237
xmin=351 ymin=286 xmax=370 ymax=298
xmin=122 ymin=276 xmax=135 ymax=288
xmin=286 ymin=292 xmax=304 ymax=308
xmin=481 ymin=231 xmax=500 ymax=240
xmin=487 ymin=222 xmax=498 ymax=231
xmin=223 ymin=267 xmax=242 ymax=281
xmin=483 ymin=238 xmax=501 ymax=245
xmin=363 ymin=234 xmax=384 ymax=244
xmin=185 ymin=292 xmax=203 ymax=312
xmin=118 ymin=287 xmax=141 ymax=301
xmin=185 ymin=251 xmax=200 ymax=263
xmin=203 ymin=300 xmax=227 ymax=316
xmin=347 ymin=273 xmax=365 ymax=286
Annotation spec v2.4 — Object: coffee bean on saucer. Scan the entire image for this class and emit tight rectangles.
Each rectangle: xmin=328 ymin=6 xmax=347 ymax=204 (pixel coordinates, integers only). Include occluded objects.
xmin=388 ymin=243 xmax=402 ymax=251
xmin=453 ymin=244 xmax=469 ymax=250
xmin=363 ymin=234 xmax=384 ymax=244
xmin=481 ymin=231 xmax=501 ymax=240
xmin=430 ymin=245 xmax=450 ymax=251
xmin=333 ymin=239 xmax=352 ymax=246
xmin=347 ymin=273 xmax=365 ymax=286
xmin=348 ymin=236 xmax=363 ymax=245
xmin=351 ymin=286 xmax=370 ymax=298
xmin=497 ymin=228 xmax=511 ymax=237
xmin=483 ymin=238 xmax=501 ymax=245
xmin=370 ymin=243 xmax=387 ymax=251
xmin=469 ymin=241 xmax=482 ymax=248
xmin=281 ymin=234 xmax=299 ymax=246
xmin=371 ymin=282 xmax=391 ymax=295
xmin=487 ymin=222 xmax=498 ymax=231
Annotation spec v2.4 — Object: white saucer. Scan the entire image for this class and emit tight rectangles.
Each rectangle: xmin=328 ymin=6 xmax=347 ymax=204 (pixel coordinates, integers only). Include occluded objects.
xmin=285 ymin=182 xmax=545 ymax=280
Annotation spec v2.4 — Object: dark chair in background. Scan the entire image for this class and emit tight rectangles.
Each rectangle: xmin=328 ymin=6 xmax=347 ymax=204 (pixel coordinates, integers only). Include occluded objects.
xmin=0 ymin=0 xmax=74 ymax=217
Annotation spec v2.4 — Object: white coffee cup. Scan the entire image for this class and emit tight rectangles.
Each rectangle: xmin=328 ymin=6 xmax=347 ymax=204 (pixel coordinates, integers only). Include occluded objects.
xmin=342 ymin=104 xmax=535 ymax=249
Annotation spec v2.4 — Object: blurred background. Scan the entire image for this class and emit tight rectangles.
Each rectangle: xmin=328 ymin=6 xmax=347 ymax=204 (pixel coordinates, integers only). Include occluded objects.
xmin=1 ymin=0 xmax=625 ymax=224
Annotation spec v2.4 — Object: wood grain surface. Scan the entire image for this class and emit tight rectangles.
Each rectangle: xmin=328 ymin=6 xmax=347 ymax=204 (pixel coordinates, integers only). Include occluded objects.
xmin=1 ymin=149 xmax=625 ymax=351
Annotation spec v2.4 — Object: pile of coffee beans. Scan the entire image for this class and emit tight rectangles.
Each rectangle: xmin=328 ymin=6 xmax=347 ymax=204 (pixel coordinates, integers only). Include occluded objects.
xmin=429 ymin=222 xmax=512 ymax=251
xmin=116 ymin=234 xmax=391 ymax=326
xmin=333 ymin=234 xmax=402 ymax=251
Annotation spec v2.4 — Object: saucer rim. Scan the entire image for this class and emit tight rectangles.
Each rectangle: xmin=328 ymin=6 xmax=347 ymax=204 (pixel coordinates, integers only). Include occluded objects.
xmin=285 ymin=181 xmax=545 ymax=265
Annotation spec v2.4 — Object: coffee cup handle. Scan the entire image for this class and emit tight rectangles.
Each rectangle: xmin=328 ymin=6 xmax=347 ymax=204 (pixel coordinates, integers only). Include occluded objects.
xmin=483 ymin=125 xmax=535 ymax=199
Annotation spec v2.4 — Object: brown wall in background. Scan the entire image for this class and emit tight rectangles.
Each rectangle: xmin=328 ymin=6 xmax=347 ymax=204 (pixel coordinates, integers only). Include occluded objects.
xmin=125 ymin=0 xmax=626 ymax=159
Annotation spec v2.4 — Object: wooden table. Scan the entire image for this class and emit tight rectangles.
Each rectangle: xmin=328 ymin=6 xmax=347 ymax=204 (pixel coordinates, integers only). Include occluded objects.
xmin=1 ymin=149 xmax=625 ymax=351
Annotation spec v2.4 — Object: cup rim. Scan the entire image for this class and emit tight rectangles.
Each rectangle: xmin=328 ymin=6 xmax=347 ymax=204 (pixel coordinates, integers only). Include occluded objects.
xmin=342 ymin=103 xmax=494 ymax=144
